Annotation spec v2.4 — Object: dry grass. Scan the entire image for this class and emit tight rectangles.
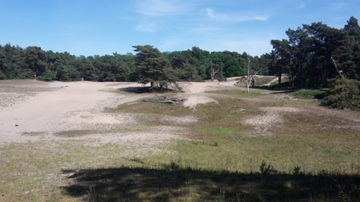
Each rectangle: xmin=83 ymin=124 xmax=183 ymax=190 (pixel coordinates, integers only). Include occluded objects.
xmin=1 ymin=87 xmax=360 ymax=201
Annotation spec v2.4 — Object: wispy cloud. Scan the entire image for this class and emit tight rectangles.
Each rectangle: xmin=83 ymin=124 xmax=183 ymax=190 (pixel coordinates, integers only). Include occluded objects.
xmin=205 ymin=8 xmax=270 ymax=23
xmin=135 ymin=23 xmax=157 ymax=32
xmin=136 ymin=0 xmax=193 ymax=17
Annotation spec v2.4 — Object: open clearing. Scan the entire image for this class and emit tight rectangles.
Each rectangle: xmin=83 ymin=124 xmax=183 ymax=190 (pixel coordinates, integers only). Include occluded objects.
xmin=1 ymin=79 xmax=360 ymax=201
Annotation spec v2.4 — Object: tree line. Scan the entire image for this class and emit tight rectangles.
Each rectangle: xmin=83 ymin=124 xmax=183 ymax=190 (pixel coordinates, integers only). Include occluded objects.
xmin=269 ymin=16 xmax=360 ymax=109
xmin=0 ymin=44 xmax=269 ymax=82
xmin=270 ymin=16 xmax=360 ymax=88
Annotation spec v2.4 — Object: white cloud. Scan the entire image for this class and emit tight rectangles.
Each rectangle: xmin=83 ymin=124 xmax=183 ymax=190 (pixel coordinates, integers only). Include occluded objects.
xmin=205 ymin=8 xmax=270 ymax=23
xmin=136 ymin=0 xmax=193 ymax=17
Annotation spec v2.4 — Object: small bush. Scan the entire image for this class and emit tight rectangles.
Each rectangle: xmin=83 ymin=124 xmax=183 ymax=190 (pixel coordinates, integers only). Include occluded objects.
xmin=322 ymin=78 xmax=360 ymax=110
xmin=39 ymin=71 xmax=56 ymax=81
xmin=293 ymin=165 xmax=302 ymax=175
xmin=259 ymin=160 xmax=277 ymax=175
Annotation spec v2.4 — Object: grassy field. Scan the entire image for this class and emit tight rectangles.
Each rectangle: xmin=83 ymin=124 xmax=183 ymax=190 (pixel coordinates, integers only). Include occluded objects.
xmin=1 ymin=87 xmax=360 ymax=201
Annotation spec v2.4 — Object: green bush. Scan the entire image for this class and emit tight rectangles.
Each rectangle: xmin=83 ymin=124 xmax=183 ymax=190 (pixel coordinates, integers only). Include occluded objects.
xmin=0 ymin=71 xmax=6 ymax=80
xmin=322 ymin=78 xmax=360 ymax=110
xmin=39 ymin=71 xmax=56 ymax=81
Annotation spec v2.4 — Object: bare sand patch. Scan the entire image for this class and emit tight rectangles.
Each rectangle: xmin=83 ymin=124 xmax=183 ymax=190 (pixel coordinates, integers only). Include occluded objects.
xmin=183 ymin=95 xmax=218 ymax=109
xmin=244 ymin=107 xmax=301 ymax=136
xmin=0 ymin=81 xmax=145 ymax=145
xmin=179 ymin=81 xmax=237 ymax=109
xmin=179 ymin=80 xmax=237 ymax=94
xmin=161 ymin=115 xmax=198 ymax=124
xmin=0 ymin=80 xmax=198 ymax=150
xmin=1 ymin=79 xmax=304 ymax=147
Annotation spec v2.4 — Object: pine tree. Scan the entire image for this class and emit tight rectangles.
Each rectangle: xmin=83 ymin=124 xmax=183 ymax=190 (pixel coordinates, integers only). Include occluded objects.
xmin=133 ymin=45 xmax=178 ymax=90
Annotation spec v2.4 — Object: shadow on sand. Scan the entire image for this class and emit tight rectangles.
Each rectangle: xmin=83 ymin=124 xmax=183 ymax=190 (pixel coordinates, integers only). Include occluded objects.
xmin=60 ymin=163 xmax=360 ymax=201
xmin=119 ymin=86 xmax=176 ymax=94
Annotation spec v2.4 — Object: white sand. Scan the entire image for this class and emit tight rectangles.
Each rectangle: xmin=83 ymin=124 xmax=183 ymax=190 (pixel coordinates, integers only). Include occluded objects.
xmin=179 ymin=80 xmax=237 ymax=109
xmin=0 ymin=81 xmax=137 ymax=144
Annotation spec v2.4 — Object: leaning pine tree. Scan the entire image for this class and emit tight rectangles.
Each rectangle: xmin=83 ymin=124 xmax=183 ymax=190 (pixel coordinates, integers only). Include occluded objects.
xmin=133 ymin=45 xmax=179 ymax=91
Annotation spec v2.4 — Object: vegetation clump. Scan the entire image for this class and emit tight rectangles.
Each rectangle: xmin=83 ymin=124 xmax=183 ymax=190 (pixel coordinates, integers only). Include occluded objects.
xmin=322 ymin=78 xmax=360 ymax=110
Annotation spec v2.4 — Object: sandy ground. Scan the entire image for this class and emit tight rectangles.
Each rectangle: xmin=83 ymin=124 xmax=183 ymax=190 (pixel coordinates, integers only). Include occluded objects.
xmin=0 ymin=79 xmax=238 ymax=146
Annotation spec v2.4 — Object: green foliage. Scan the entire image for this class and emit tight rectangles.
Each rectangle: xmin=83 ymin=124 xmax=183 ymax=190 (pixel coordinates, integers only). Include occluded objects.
xmin=322 ymin=78 xmax=360 ymax=110
xmin=0 ymin=43 xmax=268 ymax=82
xmin=133 ymin=45 xmax=179 ymax=90
xmin=0 ymin=71 xmax=6 ymax=80
xmin=39 ymin=70 xmax=56 ymax=81
xmin=269 ymin=16 xmax=360 ymax=90
xmin=17 ymin=68 xmax=35 ymax=79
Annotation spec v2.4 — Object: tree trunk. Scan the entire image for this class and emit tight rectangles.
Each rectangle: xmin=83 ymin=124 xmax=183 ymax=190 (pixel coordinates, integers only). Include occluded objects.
xmin=331 ymin=56 xmax=344 ymax=78
xmin=278 ymin=67 xmax=282 ymax=90
xmin=247 ymin=57 xmax=250 ymax=93
xmin=298 ymin=62 xmax=303 ymax=88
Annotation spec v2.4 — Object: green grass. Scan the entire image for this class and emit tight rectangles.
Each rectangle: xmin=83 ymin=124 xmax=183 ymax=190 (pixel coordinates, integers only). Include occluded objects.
xmin=206 ymin=89 xmax=264 ymax=98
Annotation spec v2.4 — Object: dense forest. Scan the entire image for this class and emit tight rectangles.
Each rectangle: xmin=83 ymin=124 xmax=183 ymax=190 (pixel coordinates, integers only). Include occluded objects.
xmin=1 ymin=16 xmax=360 ymax=109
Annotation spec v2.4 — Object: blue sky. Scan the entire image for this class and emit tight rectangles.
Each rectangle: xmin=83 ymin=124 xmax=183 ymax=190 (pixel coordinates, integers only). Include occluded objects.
xmin=0 ymin=0 xmax=359 ymax=56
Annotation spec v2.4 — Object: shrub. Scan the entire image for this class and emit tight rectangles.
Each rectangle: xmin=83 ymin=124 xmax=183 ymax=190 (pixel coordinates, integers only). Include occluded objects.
xmin=322 ymin=78 xmax=360 ymax=110
xmin=259 ymin=160 xmax=277 ymax=175
xmin=39 ymin=71 xmax=56 ymax=81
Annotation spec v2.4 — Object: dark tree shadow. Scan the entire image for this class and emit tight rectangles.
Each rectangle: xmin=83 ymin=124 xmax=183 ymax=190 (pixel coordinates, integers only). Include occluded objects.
xmin=60 ymin=163 xmax=360 ymax=201
xmin=119 ymin=86 xmax=153 ymax=94
xmin=119 ymin=86 xmax=176 ymax=94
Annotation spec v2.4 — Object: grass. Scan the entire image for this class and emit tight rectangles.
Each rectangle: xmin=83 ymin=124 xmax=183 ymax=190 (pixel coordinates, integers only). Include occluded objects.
xmin=206 ymin=89 xmax=264 ymax=98
xmin=1 ymin=87 xmax=360 ymax=201
xmin=59 ymin=163 xmax=360 ymax=202
xmin=105 ymin=91 xmax=360 ymax=174
xmin=54 ymin=130 xmax=98 ymax=137
xmin=292 ymin=89 xmax=326 ymax=99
